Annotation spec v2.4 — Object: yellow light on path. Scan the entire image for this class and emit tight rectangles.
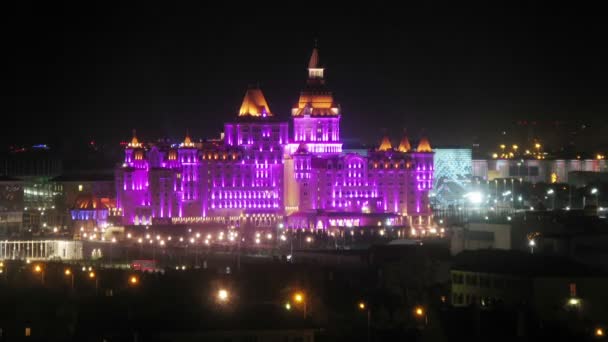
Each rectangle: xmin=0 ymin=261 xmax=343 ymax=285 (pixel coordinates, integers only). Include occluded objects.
xmin=358 ymin=302 xmax=366 ymax=310
xmin=596 ymin=328 xmax=604 ymax=337
xmin=415 ymin=306 xmax=424 ymax=317
xmin=130 ymin=275 xmax=138 ymax=285
xmin=89 ymin=271 xmax=95 ymax=279
xmin=64 ymin=269 xmax=71 ymax=276
xmin=34 ymin=265 xmax=42 ymax=273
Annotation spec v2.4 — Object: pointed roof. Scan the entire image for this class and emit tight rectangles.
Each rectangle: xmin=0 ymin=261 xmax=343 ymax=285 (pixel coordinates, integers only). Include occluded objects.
xmin=128 ymin=129 xmax=142 ymax=148
xmin=417 ymin=136 xmax=432 ymax=152
xmin=308 ymin=47 xmax=320 ymax=69
xmin=238 ymin=86 xmax=272 ymax=117
xmin=293 ymin=44 xmax=339 ymax=117
xmin=182 ymin=130 xmax=194 ymax=147
xmin=378 ymin=135 xmax=393 ymax=151
xmin=397 ymin=131 xmax=411 ymax=152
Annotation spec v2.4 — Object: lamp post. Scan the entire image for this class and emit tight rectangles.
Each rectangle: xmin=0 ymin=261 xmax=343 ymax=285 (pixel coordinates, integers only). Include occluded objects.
xmin=34 ymin=264 xmax=44 ymax=285
xmin=65 ymin=268 xmax=74 ymax=290
xmin=547 ymin=189 xmax=555 ymax=210
xmin=591 ymin=188 xmax=599 ymax=206
xmin=293 ymin=292 xmax=307 ymax=319
xmin=528 ymin=239 xmax=536 ymax=254
xmin=359 ymin=301 xmax=371 ymax=342
xmin=414 ymin=305 xmax=428 ymax=326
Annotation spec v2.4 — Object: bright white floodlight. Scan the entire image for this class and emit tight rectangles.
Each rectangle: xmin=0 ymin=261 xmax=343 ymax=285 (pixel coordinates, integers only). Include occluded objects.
xmin=464 ymin=191 xmax=483 ymax=204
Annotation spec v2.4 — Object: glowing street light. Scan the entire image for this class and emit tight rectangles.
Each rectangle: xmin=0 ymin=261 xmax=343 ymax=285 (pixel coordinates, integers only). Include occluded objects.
xmin=293 ymin=292 xmax=304 ymax=303
xmin=89 ymin=271 xmax=98 ymax=294
xmin=293 ymin=292 xmax=307 ymax=318
xmin=65 ymin=268 xmax=74 ymax=289
xmin=217 ymin=288 xmax=229 ymax=303
xmin=358 ymin=301 xmax=371 ymax=342
xmin=285 ymin=302 xmax=292 ymax=310
xmin=529 ymin=239 xmax=536 ymax=254
xmin=591 ymin=188 xmax=599 ymax=206
xmin=414 ymin=305 xmax=428 ymax=326
xmin=568 ymin=297 xmax=580 ymax=306
xmin=129 ymin=275 xmax=139 ymax=286
xmin=34 ymin=264 xmax=44 ymax=285
xmin=595 ymin=327 xmax=604 ymax=337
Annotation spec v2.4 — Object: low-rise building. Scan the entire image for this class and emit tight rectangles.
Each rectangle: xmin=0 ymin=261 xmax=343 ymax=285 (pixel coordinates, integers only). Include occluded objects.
xmin=450 ymin=250 xmax=608 ymax=322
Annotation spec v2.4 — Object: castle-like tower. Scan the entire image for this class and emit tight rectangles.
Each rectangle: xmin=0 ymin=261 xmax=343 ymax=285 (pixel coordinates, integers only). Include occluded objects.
xmin=116 ymin=46 xmax=434 ymax=233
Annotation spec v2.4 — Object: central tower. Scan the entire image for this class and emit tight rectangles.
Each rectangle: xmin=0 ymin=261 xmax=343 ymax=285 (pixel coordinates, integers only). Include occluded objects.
xmin=288 ymin=45 xmax=342 ymax=154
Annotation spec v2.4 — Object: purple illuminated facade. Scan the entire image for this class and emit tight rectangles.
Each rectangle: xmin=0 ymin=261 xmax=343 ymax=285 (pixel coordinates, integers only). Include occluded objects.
xmin=116 ymin=47 xmax=434 ymax=231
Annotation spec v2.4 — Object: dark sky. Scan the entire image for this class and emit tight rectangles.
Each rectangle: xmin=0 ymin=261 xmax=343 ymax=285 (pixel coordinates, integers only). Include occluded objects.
xmin=3 ymin=3 xmax=608 ymax=152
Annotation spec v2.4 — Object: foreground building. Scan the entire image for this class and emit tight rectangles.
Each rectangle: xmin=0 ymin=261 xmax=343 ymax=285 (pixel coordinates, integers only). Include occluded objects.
xmin=116 ymin=47 xmax=434 ymax=233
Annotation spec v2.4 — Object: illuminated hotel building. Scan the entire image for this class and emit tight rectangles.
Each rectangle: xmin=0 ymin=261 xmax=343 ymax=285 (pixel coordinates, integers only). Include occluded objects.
xmin=116 ymin=47 xmax=434 ymax=232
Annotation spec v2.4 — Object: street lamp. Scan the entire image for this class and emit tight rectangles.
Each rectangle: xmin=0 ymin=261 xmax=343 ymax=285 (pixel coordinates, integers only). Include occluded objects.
xmin=414 ymin=305 xmax=428 ymax=326
xmin=595 ymin=327 xmax=604 ymax=337
xmin=529 ymin=239 xmax=536 ymax=254
xmin=358 ymin=301 xmax=371 ymax=342
xmin=129 ymin=275 xmax=139 ymax=286
xmin=547 ymin=189 xmax=555 ymax=210
xmin=217 ymin=288 xmax=229 ymax=303
xmin=293 ymin=292 xmax=307 ymax=318
xmin=591 ymin=188 xmax=599 ymax=206
xmin=89 ymin=271 xmax=98 ymax=295
xmin=65 ymin=268 xmax=74 ymax=290
xmin=34 ymin=264 xmax=44 ymax=285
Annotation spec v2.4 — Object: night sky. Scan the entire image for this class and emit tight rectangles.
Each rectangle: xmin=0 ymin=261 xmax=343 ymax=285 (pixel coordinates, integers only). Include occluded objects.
xmin=4 ymin=3 xmax=608 ymax=153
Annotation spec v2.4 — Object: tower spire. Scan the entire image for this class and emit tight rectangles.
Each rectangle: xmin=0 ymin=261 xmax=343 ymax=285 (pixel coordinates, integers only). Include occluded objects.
xmin=307 ymin=41 xmax=323 ymax=79
xmin=129 ymin=129 xmax=141 ymax=147
xmin=183 ymin=129 xmax=194 ymax=147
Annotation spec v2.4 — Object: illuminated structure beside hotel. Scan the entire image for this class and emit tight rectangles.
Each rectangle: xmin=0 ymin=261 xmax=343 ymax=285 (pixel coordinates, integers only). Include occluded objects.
xmin=116 ymin=47 xmax=434 ymax=231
